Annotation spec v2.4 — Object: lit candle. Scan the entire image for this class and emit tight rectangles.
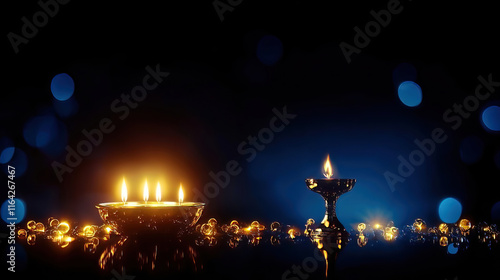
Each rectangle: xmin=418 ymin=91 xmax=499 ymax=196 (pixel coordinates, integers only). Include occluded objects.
xmin=178 ymin=184 xmax=184 ymax=205
xmin=121 ymin=178 xmax=127 ymax=204
xmin=156 ymin=181 xmax=161 ymax=203
xmin=143 ymin=179 xmax=149 ymax=203
xmin=323 ymin=154 xmax=333 ymax=179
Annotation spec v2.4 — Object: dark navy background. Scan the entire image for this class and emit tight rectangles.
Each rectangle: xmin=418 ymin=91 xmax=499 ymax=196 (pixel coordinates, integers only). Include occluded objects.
xmin=1 ymin=1 xmax=500 ymax=278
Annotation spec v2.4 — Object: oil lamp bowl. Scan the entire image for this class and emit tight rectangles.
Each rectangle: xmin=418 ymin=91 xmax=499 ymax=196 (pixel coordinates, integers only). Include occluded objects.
xmin=95 ymin=202 xmax=204 ymax=236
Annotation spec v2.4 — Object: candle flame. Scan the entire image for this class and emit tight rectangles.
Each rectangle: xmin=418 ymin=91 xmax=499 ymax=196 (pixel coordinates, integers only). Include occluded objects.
xmin=143 ymin=179 xmax=149 ymax=203
xmin=121 ymin=178 xmax=127 ymax=203
xmin=179 ymin=184 xmax=184 ymax=205
xmin=156 ymin=181 xmax=161 ymax=202
xmin=323 ymin=154 xmax=333 ymax=179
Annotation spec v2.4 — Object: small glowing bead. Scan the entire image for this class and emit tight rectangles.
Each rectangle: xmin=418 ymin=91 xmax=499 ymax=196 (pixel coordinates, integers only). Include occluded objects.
xmin=201 ymin=223 xmax=214 ymax=236
xmin=270 ymin=221 xmax=281 ymax=232
xmin=18 ymin=229 xmax=27 ymax=238
xmin=288 ymin=228 xmax=300 ymax=239
xmin=48 ymin=217 xmax=60 ymax=228
xmin=83 ymin=225 xmax=96 ymax=237
xmin=459 ymin=219 xmax=471 ymax=232
xmin=229 ymin=224 xmax=239 ymax=234
xmin=57 ymin=222 xmax=70 ymax=234
xmin=35 ymin=222 xmax=45 ymax=232
xmin=412 ymin=218 xmax=426 ymax=233
xmin=27 ymin=220 xmax=36 ymax=231
xmin=439 ymin=236 xmax=449 ymax=247
xmin=357 ymin=223 xmax=366 ymax=233
xmin=27 ymin=234 xmax=36 ymax=245
xmin=438 ymin=223 xmax=449 ymax=234
xmin=208 ymin=218 xmax=217 ymax=227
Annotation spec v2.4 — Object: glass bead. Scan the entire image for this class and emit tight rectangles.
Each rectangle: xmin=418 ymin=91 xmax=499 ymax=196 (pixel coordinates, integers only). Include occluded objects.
xmin=459 ymin=219 xmax=471 ymax=232
xmin=27 ymin=234 xmax=36 ymax=245
xmin=357 ymin=223 xmax=366 ymax=233
xmin=439 ymin=236 xmax=449 ymax=247
xmin=18 ymin=228 xmax=27 ymax=238
xmin=250 ymin=221 xmax=260 ymax=228
xmin=412 ymin=218 xmax=427 ymax=233
xmin=270 ymin=221 xmax=281 ymax=232
xmin=57 ymin=222 xmax=70 ymax=234
xmin=201 ymin=223 xmax=213 ymax=236
xmin=83 ymin=225 xmax=96 ymax=237
xmin=49 ymin=217 xmax=60 ymax=228
xmin=438 ymin=223 xmax=449 ymax=235
xmin=35 ymin=222 xmax=45 ymax=232
xmin=27 ymin=220 xmax=36 ymax=231
xmin=208 ymin=218 xmax=217 ymax=227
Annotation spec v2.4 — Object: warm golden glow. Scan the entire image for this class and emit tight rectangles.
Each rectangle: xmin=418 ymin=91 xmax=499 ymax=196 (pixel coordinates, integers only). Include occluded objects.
xmin=143 ymin=179 xmax=149 ymax=203
xmin=357 ymin=223 xmax=366 ymax=233
xmin=57 ymin=222 xmax=70 ymax=234
xmin=438 ymin=223 xmax=449 ymax=234
xmin=179 ymin=184 xmax=184 ymax=204
xmin=323 ymin=154 xmax=333 ymax=179
xmin=459 ymin=218 xmax=471 ymax=232
xmin=156 ymin=181 xmax=161 ymax=202
xmin=121 ymin=178 xmax=127 ymax=203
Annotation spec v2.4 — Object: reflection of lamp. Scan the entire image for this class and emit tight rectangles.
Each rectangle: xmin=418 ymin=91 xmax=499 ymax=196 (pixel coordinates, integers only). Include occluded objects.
xmin=99 ymin=236 xmax=202 ymax=273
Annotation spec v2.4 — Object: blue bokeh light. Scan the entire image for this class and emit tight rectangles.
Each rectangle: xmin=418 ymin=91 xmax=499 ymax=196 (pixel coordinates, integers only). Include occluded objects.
xmin=23 ymin=115 xmax=68 ymax=156
xmin=447 ymin=244 xmax=458 ymax=254
xmin=256 ymin=35 xmax=283 ymax=66
xmin=459 ymin=136 xmax=484 ymax=164
xmin=1 ymin=198 xmax=26 ymax=224
xmin=51 ymin=73 xmax=75 ymax=101
xmin=0 ymin=147 xmax=15 ymax=164
xmin=398 ymin=81 xmax=422 ymax=107
xmin=392 ymin=63 xmax=417 ymax=87
xmin=2 ymin=148 xmax=28 ymax=177
xmin=481 ymin=105 xmax=500 ymax=132
xmin=0 ymin=137 xmax=14 ymax=164
xmin=438 ymin=197 xmax=462 ymax=223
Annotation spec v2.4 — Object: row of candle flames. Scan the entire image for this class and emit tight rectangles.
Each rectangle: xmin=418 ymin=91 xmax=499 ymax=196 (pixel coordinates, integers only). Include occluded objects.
xmin=120 ymin=178 xmax=184 ymax=204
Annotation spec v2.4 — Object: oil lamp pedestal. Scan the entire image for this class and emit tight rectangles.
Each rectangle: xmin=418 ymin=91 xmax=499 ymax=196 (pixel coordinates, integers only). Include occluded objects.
xmin=305 ymin=178 xmax=355 ymax=236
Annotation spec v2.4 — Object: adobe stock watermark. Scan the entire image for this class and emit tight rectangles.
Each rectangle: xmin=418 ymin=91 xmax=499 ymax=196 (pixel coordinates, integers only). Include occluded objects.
xmin=212 ymin=0 xmax=243 ymax=22
xmin=110 ymin=269 xmax=135 ymax=280
xmin=191 ymin=106 xmax=296 ymax=204
xmin=339 ymin=0 xmax=411 ymax=64
xmin=385 ymin=73 xmax=500 ymax=192
xmin=51 ymin=64 xmax=170 ymax=182
xmin=7 ymin=0 xmax=70 ymax=54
